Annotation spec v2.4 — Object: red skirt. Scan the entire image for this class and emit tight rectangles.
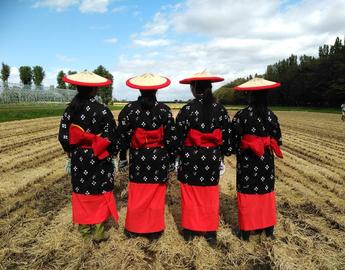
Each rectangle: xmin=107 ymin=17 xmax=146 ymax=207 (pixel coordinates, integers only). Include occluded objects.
xmin=125 ymin=182 xmax=167 ymax=233
xmin=237 ymin=191 xmax=276 ymax=231
xmin=180 ymin=183 xmax=219 ymax=232
xmin=72 ymin=191 xmax=119 ymax=225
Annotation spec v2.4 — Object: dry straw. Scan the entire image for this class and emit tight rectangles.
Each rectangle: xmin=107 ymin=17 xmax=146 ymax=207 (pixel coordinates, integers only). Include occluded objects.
xmin=0 ymin=111 xmax=344 ymax=269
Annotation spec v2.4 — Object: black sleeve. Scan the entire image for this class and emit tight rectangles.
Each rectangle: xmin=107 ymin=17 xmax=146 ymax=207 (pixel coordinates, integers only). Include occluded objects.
xmin=119 ymin=149 xmax=127 ymax=160
xmin=219 ymin=105 xmax=233 ymax=156
xmin=100 ymin=107 xmax=118 ymax=156
xmin=231 ymin=111 xmax=243 ymax=153
xmin=271 ymin=113 xmax=282 ymax=146
xmin=117 ymin=105 xmax=133 ymax=151
xmin=175 ymin=106 xmax=190 ymax=156
xmin=163 ymin=107 xmax=177 ymax=158
xmin=58 ymin=107 xmax=72 ymax=153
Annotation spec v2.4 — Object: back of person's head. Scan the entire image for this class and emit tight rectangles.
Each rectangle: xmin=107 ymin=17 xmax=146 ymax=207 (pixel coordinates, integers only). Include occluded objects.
xmin=249 ymin=91 xmax=268 ymax=108
xmin=191 ymin=80 xmax=214 ymax=105
xmin=191 ymin=80 xmax=215 ymax=125
xmin=249 ymin=90 xmax=270 ymax=130
xmin=138 ymin=90 xmax=157 ymax=111
xmin=69 ymin=86 xmax=97 ymax=117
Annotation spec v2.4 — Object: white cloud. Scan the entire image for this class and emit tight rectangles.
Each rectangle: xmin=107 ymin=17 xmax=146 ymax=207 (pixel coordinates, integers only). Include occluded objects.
xmin=7 ymin=67 xmax=20 ymax=84
xmin=104 ymin=37 xmax=118 ymax=44
xmin=34 ymin=0 xmax=342 ymax=100
xmin=132 ymin=39 xmax=172 ymax=47
xmin=79 ymin=0 xmax=111 ymax=13
xmin=141 ymin=12 xmax=169 ymax=36
xmin=111 ymin=71 xmax=139 ymax=101
xmin=111 ymin=6 xmax=127 ymax=13
xmin=44 ymin=67 xmax=73 ymax=86
xmin=114 ymin=0 xmax=345 ymax=101
xmin=33 ymin=0 xmax=79 ymax=11
xmin=132 ymin=10 xmax=141 ymax=17
xmin=171 ymin=0 xmax=345 ymax=40
xmin=33 ymin=0 xmax=112 ymax=13
xmin=56 ymin=54 xmax=76 ymax=62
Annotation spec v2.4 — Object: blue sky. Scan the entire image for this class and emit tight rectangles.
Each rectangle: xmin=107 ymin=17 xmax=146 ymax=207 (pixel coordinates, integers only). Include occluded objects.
xmin=0 ymin=0 xmax=180 ymax=76
xmin=1 ymin=0 xmax=344 ymax=101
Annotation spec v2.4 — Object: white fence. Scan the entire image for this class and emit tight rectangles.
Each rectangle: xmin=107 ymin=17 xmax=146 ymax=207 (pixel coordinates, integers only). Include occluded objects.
xmin=0 ymin=83 xmax=76 ymax=104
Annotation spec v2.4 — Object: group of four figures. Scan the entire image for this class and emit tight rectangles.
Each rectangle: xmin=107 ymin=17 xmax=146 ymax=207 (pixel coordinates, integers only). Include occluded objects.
xmin=58 ymin=70 xmax=283 ymax=244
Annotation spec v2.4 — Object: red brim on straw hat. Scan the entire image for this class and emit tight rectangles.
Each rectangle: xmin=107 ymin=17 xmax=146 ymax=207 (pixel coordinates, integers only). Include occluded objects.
xmin=234 ymin=78 xmax=281 ymax=91
xmin=126 ymin=73 xmax=171 ymax=90
xmin=63 ymin=71 xmax=112 ymax=87
xmin=179 ymin=70 xmax=224 ymax=84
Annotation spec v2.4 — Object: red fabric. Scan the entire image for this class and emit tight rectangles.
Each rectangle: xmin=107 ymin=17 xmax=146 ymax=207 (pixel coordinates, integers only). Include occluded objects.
xmin=240 ymin=134 xmax=283 ymax=158
xmin=69 ymin=124 xmax=110 ymax=160
xmin=237 ymin=191 xmax=276 ymax=231
xmin=180 ymin=183 xmax=219 ymax=231
xmin=131 ymin=126 xmax=164 ymax=149
xmin=125 ymin=182 xmax=167 ymax=233
xmin=72 ymin=191 xmax=119 ymax=225
xmin=184 ymin=128 xmax=223 ymax=147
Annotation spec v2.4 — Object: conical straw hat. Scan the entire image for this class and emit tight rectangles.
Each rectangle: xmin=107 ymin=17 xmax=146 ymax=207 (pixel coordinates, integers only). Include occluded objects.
xmin=63 ymin=71 xmax=112 ymax=87
xmin=179 ymin=69 xmax=224 ymax=84
xmin=234 ymin=77 xmax=280 ymax=91
xmin=126 ymin=73 xmax=171 ymax=90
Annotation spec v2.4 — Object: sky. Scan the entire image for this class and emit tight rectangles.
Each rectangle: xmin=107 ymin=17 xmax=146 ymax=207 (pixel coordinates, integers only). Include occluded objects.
xmin=1 ymin=0 xmax=345 ymax=101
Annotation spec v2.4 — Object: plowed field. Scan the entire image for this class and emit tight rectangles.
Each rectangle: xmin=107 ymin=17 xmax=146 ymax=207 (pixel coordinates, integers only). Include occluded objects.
xmin=0 ymin=110 xmax=344 ymax=270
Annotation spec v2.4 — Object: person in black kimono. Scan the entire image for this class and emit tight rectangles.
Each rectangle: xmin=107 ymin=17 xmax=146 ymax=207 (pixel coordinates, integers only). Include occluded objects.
xmin=176 ymin=71 xmax=232 ymax=245
xmin=117 ymin=73 xmax=175 ymax=240
xmin=232 ymin=77 xmax=283 ymax=241
xmin=58 ymin=71 xmax=119 ymax=242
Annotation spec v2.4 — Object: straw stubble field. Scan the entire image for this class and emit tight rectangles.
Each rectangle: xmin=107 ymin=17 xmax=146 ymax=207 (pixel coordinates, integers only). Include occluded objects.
xmin=0 ymin=110 xmax=344 ymax=270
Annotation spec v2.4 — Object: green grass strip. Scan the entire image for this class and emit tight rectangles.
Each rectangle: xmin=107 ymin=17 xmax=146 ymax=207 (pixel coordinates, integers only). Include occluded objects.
xmin=0 ymin=103 xmax=124 ymax=123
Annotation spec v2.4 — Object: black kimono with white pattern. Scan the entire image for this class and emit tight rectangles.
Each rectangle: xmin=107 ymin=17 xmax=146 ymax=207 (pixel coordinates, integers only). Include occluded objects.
xmin=58 ymin=97 xmax=117 ymax=195
xmin=232 ymin=106 xmax=282 ymax=194
xmin=117 ymin=99 xmax=175 ymax=183
xmin=175 ymin=97 xmax=232 ymax=186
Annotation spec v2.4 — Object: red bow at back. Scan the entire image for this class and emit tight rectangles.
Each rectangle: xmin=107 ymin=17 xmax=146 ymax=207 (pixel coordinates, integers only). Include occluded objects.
xmin=131 ymin=126 xmax=164 ymax=149
xmin=184 ymin=128 xmax=223 ymax=147
xmin=240 ymin=134 xmax=283 ymax=158
xmin=69 ymin=124 xmax=110 ymax=160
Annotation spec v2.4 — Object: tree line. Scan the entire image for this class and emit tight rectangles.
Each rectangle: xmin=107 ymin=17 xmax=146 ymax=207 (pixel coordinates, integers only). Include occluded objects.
xmin=1 ymin=63 xmax=45 ymax=87
xmin=214 ymin=36 xmax=345 ymax=107
xmin=0 ymin=63 xmax=113 ymax=104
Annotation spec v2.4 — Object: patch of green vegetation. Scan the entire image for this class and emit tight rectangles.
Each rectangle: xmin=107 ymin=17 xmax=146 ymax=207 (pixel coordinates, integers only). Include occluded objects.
xmin=225 ymin=105 xmax=340 ymax=114
xmin=0 ymin=103 xmax=124 ymax=123
xmin=108 ymin=105 xmax=124 ymax=111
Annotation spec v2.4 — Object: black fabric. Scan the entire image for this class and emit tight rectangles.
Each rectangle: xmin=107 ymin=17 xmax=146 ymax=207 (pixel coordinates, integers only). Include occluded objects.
xmin=232 ymin=106 xmax=282 ymax=194
xmin=175 ymin=96 xmax=232 ymax=186
xmin=117 ymin=99 xmax=176 ymax=184
xmin=119 ymin=149 xmax=127 ymax=161
xmin=58 ymin=97 xmax=117 ymax=195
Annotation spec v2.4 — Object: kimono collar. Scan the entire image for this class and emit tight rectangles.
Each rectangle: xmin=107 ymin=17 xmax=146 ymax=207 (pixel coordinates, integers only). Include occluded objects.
xmin=195 ymin=94 xmax=204 ymax=103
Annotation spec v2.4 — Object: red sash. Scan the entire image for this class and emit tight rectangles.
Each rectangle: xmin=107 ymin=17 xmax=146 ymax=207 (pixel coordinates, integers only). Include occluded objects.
xmin=240 ymin=134 xmax=283 ymax=158
xmin=184 ymin=128 xmax=222 ymax=147
xmin=69 ymin=124 xmax=110 ymax=160
xmin=131 ymin=126 xmax=164 ymax=149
